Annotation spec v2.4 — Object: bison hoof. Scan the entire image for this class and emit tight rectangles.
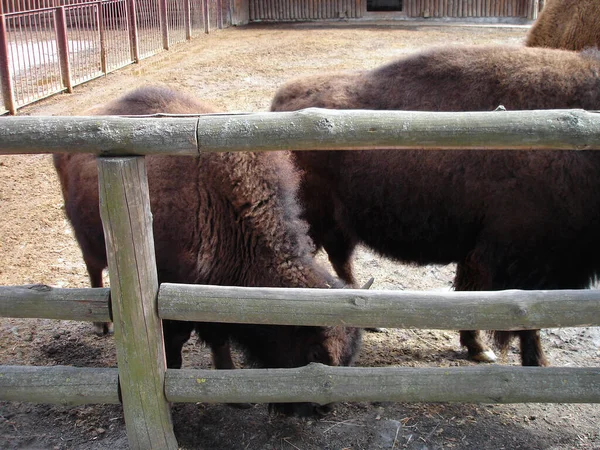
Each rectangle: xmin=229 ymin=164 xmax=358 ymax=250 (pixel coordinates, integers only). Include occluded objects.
xmin=93 ymin=322 xmax=114 ymax=336
xmin=472 ymin=349 xmax=497 ymax=363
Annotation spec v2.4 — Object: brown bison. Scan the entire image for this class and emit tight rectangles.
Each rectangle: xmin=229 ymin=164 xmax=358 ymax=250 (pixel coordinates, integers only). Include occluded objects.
xmin=526 ymin=0 xmax=600 ymax=51
xmin=271 ymin=45 xmax=600 ymax=367
xmin=53 ymin=86 xmax=361 ymax=416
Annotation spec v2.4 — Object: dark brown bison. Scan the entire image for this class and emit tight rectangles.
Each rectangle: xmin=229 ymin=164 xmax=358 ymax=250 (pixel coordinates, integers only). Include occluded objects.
xmin=526 ymin=0 xmax=600 ymax=51
xmin=53 ymin=86 xmax=361 ymax=416
xmin=271 ymin=45 xmax=600 ymax=367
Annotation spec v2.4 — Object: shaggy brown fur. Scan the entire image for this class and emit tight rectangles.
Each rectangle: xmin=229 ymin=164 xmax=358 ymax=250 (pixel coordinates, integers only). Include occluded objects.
xmin=271 ymin=45 xmax=600 ymax=367
xmin=54 ymin=86 xmax=361 ymax=416
xmin=526 ymin=0 xmax=600 ymax=51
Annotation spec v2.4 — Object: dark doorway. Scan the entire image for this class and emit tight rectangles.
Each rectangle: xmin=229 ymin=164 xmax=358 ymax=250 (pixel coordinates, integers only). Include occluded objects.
xmin=367 ymin=0 xmax=403 ymax=11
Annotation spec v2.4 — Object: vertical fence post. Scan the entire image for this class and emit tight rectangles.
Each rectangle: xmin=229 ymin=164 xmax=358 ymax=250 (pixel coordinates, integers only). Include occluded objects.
xmin=527 ymin=0 xmax=539 ymax=19
xmin=203 ymin=0 xmax=209 ymax=33
xmin=184 ymin=0 xmax=191 ymax=40
xmin=127 ymin=0 xmax=139 ymax=62
xmin=159 ymin=0 xmax=169 ymax=49
xmin=54 ymin=6 xmax=73 ymax=93
xmin=217 ymin=0 xmax=223 ymax=29
xmin=98 ymin=157 xmax=178 ymax=450
xmin=0 ymin=13 xmax=17 ymax=114
xmin=96 ymin=2 xmax=107 ymax=74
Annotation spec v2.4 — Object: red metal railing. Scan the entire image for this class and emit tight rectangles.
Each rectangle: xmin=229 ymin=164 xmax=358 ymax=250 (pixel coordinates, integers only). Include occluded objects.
xmin=1 ymin=0 xmax=221 ymax=114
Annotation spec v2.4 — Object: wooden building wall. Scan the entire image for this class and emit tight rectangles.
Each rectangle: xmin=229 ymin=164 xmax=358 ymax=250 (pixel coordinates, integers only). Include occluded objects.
xmin=404 ymin=0 xmax=537 ymax=18
xmin=250 ymin=0 xmax=363 ymax=20
xmin=247 ymin=0 xmax=540 ymax=21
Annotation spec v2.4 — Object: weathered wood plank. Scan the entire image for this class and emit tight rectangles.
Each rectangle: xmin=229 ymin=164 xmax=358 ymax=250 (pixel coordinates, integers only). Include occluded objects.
xmin=0 ymin=365 xmax=119 ymax=405
xmin=3 ymin=109 xmax=600 ymax=156
xmin=158 ymin=284 xmax=600 ymax=330
xmin=0 ymin=115 xmax=198 ymax=155
xmin=166 ymin=364 xmax=600 ymax=404
xmin=98 ymin=157 xmax=177 ymax=450
xmin=0 ymin=285 xmax=110 ymax=322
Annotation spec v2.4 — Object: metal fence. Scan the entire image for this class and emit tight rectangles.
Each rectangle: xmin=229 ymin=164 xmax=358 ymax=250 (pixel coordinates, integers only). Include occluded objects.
xmin=0 ymin=0 xmax=229 ymax=114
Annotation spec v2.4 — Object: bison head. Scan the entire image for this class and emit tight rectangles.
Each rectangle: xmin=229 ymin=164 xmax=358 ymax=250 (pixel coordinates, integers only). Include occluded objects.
xmin=231 ymin=323 xmax=362 ymax=417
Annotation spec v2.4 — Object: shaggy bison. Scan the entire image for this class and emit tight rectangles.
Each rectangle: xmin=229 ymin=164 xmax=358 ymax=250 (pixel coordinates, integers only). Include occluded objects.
xmin=271 ymin=45 xmax=600 ymax=367
xmin=526 ymin=0 xmax=600 ymax=51
xmin=53 ymin=86 xmax=361 ymax=416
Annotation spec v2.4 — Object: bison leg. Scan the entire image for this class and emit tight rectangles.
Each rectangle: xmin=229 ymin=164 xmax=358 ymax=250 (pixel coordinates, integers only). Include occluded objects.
xmin=495 ymin=330 xmax=548 ymax=366
xmin=211 ymin=341 xmax=236 ymax=369
xmin=208 ymin=334 xmax=255 ymax=409
xmin=87 ymin=264 xmax=113 ymax=336
xmin=322 ymin=229 xmax=358 ymax=286
xmin=460 ymin=330 xmax=497 ymax=363
xmin=454 ymin=258 xmax=497 ymax=363
xmin=162 ymin=320 xmax=195 ymax=369
xmin=519 ymin=330 xmax=548 ymax=366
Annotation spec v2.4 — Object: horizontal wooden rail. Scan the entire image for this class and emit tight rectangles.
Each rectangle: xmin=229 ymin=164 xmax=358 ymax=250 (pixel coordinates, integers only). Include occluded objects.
xmin=2 ymin=109 xmax=600 ymax=155
xmin=158 ymin=284 xmax=600 ymax=330
xmin=0 ymin=365 xmax=120 ymax=405
xmin=165 ymin=364 xmax=600 ymax=404
xmin=0 ymin=285 xmax=111 ymax=322
xmin=4 ymin=282 xmax=599 ymax=330
xmin=0 ymin=116 xmax=199 ymax=155
xmin=5 ymin=364 xmax=598 ymax=406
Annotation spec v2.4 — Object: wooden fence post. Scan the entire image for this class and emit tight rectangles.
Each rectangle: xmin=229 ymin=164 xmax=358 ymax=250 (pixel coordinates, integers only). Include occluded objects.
xmin=127 ymin=0 xmax=139 ymax=62
xmin=159 ymin=0 xmax=169 ymax=49
xmin=0 ymin=13 xmax=17 ymax=114
xmin=203 ymin=0 xmax=210 ymax=33
xmin=184 ymin=0 xmax=192 ymax=39
xmin=217 ymin=0 xmax=223 ymax=29
xmin=528 ymin=0 xmax=539 ymax=19
xmin=98 ymin=156 xmax=178 ymax=450
xmin=54 ymin=7 xmax=73 ymax=93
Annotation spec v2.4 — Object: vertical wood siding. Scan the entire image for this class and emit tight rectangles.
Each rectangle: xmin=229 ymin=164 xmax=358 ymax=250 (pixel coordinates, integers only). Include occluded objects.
xmin=249 ymin=0 xmax=537 ymax=20
xmin=250 ymin=0 xmax=361 ymax=19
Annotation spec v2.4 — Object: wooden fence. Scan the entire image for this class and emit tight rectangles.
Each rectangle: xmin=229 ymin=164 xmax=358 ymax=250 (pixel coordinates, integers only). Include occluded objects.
xmin=1 ymin=108 xmax=600 ymax=449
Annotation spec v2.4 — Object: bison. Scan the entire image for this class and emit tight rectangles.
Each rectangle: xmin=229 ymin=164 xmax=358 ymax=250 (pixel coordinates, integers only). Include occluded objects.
xmin=271 ymin=45 xmax=600 ymax=367
xmin=526 ymin=0 xmax=600 ymax=51
xmin=53 ymin=86 xmax=361 ymax=416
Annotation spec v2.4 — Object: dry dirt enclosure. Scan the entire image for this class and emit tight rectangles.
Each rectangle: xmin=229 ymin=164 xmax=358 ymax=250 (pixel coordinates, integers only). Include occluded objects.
xmin=1 ymin=21 xmax=600 ymax=450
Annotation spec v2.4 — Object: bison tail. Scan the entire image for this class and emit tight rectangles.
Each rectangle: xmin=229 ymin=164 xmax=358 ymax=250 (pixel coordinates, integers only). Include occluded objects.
xmin=490 ymin=330 xmax=515 ymax=356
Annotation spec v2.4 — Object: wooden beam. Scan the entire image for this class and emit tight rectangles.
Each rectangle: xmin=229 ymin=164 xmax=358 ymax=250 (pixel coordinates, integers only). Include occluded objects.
xmin=166 ymin=364 xmax=600 ymax=404
xmin=98 ymin=157 xmax=177 ymax=450
xmin=0 ymin=285 xmax=110 ymax=322
xmin=158 ymin=283 xmax=600 ymax=330
xmin=3 ymin=109 xmax=600 ymax=156
xmin=0 ymin=365 xmax=119 ymax=405
xmin=0 ymin=116 xmax=198 ymax=155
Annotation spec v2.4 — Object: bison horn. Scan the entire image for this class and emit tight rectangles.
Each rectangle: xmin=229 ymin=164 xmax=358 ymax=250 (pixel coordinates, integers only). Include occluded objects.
xmin=361 ymin=277 xmax=374 ymax=289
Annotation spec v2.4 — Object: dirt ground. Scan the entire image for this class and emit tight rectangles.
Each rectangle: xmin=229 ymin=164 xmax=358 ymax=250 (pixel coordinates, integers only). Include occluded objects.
xmin=1 ymin=21 xmax=600 ymax=450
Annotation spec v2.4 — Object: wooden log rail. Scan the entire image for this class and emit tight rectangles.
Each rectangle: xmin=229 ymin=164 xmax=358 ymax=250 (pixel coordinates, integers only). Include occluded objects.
xmin=0 ymin=365 xmax=120 ymax=405
xmin=3 ymin=283 xmax=600 ymax=330
xmin=158 ymin=284 xmax=600 ymax=330
xmin=165 ymin=365 xmax=600 ymax=404
xmin=1 ymin=109 xmax=600 ymax=155
xmin=2 ymin=365 xmax=599 ymax=405
xmin=0 ymin=285 xmax=110 ymax=322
